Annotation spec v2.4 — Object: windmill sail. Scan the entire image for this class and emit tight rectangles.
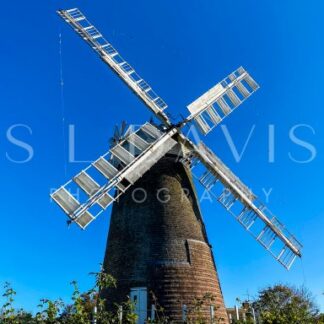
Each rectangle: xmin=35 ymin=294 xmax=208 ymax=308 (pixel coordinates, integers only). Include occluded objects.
xmin=181 ymin=139 xmax=302 ymax=270
xmin=53 ymin=8 xmax=303 ymax=274
xmin=57 ymin=8 xmax=171 ymax=126
xmin=186 ymin=67 xmax=259 ymax=135
xmin=51 ymin=123 xmax=177 ymax=229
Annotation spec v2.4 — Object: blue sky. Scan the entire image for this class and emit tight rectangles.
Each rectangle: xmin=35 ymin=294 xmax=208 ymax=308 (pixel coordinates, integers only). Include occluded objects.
xmin=0 ymin=0 xmax=323 ymax=312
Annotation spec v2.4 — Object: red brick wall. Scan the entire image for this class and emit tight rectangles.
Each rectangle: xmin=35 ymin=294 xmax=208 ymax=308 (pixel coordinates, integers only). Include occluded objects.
xmin=102 ymin=155 xmax=228 ymax=323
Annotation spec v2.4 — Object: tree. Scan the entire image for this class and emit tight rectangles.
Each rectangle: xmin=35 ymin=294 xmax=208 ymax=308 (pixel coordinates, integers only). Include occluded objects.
xmin=253 ymin=284 xmax=320 ymax=324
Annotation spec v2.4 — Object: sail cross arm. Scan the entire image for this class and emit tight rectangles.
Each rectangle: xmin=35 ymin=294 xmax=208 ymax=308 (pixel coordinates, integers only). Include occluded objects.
xmin=51 ymin=123 xmax=178 ymax=229
xmin=185 ymin=67 xmax=259 ymax=135
xmin=179 ymin=136 xmax=302 ymax=269
xmin=57 ymin=8 xmax=171 ymax=126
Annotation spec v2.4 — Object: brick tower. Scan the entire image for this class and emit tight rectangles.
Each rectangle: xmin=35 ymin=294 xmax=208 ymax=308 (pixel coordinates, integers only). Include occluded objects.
xmin=102 ymin=151 xmax=228 ymax=323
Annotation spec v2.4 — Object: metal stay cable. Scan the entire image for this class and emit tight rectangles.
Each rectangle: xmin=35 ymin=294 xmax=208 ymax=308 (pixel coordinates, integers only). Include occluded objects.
xmin=58 ymin=31 xmax=68 ymax=176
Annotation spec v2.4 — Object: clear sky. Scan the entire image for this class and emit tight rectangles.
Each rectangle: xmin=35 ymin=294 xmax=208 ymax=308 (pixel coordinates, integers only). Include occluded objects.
xmin=0 ymin=0 xmax=323 ymax=313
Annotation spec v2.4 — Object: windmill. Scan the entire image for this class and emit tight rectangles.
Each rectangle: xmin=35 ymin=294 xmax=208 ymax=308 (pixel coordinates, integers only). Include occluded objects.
xmin=52 ymin=8 xmax=302 ymax=323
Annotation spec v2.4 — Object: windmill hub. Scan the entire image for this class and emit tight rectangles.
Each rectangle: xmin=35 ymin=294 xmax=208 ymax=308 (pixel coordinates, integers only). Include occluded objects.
xmin=51 ymin=7 xmax=303 ymax=323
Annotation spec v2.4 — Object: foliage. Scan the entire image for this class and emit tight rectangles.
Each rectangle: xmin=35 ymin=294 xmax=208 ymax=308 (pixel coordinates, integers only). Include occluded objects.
xmin=1 ymin=282 xmax=17 ymax=323
xmin=36 ymin=298 xmax=64 ymax=323
xmin=0 ymin=270 xmax=125 ymax=324
xmin=1 ymin=278 xmax=323 ymax=324
xmin=146 ymin=291 xmax=169 ymax=323
xmin=253 ymin=284 xmax=321 ymax=324
xmin=185 ymin=293 xmax=226 ymax=324
xmin=231 ymin=320 xmax=254 ymax=324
